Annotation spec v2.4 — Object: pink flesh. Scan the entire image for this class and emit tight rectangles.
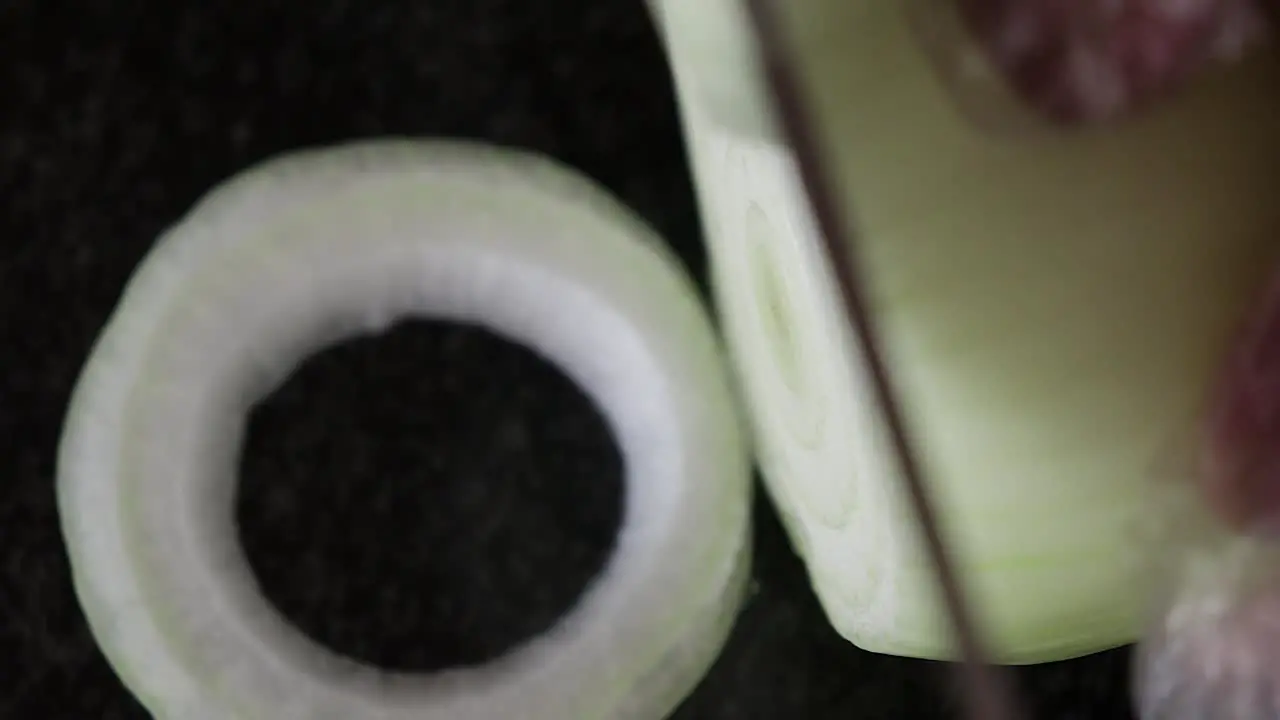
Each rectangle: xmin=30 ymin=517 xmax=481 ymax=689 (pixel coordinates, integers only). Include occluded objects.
xmin=955 ymin=0 xmax=1272 ymax=124
xmin=1206 ymin=271 xmax=1280 ymax=533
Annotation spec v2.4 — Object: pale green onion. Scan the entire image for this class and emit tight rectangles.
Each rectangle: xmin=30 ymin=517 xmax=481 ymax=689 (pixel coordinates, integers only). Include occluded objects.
xmin=56 ymin=139 xmax=752 ymax=719
xmin=646 ymin=0 xmax=775 ymax=140
xmin=652 ymin=0 xmax=1280 ymax=663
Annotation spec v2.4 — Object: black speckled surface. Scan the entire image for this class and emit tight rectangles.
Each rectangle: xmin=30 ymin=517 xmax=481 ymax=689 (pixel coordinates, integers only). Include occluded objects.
xmin=0 ymin=1 xmax=1134 ymax=717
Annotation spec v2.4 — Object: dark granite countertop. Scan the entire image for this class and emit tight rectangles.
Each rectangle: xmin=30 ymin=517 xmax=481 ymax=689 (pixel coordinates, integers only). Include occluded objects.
xmin=0 ymin=1 xmax=1133 ymax=717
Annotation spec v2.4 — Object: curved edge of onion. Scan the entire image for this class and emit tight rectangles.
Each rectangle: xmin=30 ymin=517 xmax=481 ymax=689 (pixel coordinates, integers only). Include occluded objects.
xmin=646 ymin=0 xmax=777 ymax=141
xmin=56 ymin=138 xmax=753 ymax=719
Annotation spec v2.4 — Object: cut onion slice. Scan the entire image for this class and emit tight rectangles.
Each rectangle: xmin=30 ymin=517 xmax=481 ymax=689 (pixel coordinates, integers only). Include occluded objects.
xmin=56 ymin=139 xmax=752 ymax=720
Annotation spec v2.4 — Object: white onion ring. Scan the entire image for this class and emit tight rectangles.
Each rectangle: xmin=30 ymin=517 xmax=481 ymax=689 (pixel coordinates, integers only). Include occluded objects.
xmin=56 ymin=139 xmax=752 ymax=720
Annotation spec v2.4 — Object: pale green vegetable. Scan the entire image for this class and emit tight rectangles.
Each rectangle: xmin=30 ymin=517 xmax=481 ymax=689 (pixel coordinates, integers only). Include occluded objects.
xmin=646 ymin=0 xmax=773 ymax=140
xmin=56 ymin=139 xmax=751 ymax=719
xmin=652 ymin=0 xmax=1280 ymax=663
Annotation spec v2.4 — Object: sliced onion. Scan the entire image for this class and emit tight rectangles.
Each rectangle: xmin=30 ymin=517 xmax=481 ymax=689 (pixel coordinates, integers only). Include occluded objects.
xmin=661 ymin=0 xmax=1280 ymax=664
xmin=56 ymin=139 xmax=752 ymax=719
xmin=647 ymin=0 xmax=776 ymax=140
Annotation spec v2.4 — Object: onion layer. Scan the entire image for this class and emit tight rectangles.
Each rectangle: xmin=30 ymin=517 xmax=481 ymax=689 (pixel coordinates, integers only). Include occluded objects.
xmin=655 ymin=0 xmax=1280 ymax=664
xmin=56 ymin=139 xmax=752 ymax=719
